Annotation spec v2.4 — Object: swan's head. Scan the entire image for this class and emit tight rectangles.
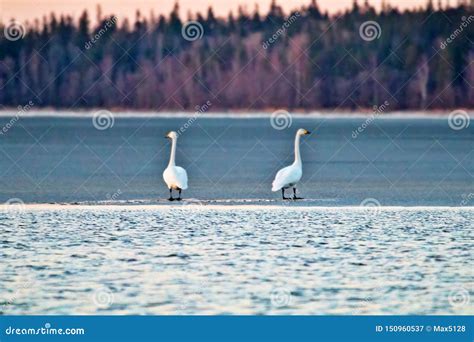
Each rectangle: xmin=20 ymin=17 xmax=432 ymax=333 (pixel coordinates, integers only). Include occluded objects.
xmin=165 ymin=131 xmax=178 ymax=140
xmin=297 ymin=128 xmax=311 ymax=136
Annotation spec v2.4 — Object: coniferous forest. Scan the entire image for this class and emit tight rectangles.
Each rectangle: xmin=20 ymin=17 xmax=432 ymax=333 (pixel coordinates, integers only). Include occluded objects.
xmin=0 ymin=1 xmax=473 ymax=111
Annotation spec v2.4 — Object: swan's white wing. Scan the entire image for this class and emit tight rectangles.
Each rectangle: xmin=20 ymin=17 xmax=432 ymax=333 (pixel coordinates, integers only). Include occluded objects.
xmin=272 ymin=164 xmax=302 ymax=191
xmin=174 ymin=166 xmax=188 ymax=190
xmin=163 ymin=166 xmax=188 ymax=190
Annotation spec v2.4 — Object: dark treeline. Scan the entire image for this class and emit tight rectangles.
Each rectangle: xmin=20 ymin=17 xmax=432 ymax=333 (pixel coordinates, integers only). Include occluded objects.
xmin=0 ymin=1 xmax=473 ymax=111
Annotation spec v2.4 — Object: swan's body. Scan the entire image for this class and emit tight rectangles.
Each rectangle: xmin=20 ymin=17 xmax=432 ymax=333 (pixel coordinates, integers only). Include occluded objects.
xmin=163 ymin=166 xmax=188 ymax=190
xmin=272 ymin=128 xmax=311 ymax=200
xmin=271 ymin=165 xmax=302 ymax=191
xmin=163 ymin=131 xmax=188 ymax=200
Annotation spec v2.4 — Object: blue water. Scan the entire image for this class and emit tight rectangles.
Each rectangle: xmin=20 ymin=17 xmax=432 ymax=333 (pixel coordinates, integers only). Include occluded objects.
xmin=0 ymin=206 xmax=472 ymax=315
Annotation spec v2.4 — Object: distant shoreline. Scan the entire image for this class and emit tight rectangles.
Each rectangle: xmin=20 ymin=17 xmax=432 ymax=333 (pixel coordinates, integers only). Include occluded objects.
xmin=0 ymin=109 xmax=472 ymax=119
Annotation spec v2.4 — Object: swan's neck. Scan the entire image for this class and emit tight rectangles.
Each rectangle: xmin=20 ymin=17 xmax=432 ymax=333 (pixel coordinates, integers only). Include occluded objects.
xmin=168 ymin=138 xmax=177 ymax=167
xmin=293 ymin=133 xmax=302 ymax=166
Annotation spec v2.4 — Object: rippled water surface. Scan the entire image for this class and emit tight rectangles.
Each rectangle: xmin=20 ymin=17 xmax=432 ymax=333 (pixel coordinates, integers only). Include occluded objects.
xmin=1 ymin=206 xmax=472 ymax=315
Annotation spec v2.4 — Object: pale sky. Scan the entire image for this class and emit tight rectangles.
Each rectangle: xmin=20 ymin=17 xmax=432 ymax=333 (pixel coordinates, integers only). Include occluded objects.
xmin=1 ymin=0 xmax=436 ymax=24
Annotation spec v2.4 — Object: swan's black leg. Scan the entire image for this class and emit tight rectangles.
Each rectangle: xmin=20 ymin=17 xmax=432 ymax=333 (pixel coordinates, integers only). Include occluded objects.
xmin=168 ymin=188 xmax=175 ymax=201
xmin=177 ymin=188 xmax=182 ymax=201
xmin=282 ymin=188 xmax=290 ymax=200
xmin=293 ymin=187 xmax=303 ymax=200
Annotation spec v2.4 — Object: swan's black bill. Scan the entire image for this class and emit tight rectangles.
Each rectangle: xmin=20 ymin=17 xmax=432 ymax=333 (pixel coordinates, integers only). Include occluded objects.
xmin=304 ymin=130 xmax=311 ymax=135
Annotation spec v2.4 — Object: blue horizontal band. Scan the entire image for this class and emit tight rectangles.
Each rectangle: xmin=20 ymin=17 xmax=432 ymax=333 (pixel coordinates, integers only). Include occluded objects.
xmin=0 ymin=315 xmax=472 ymax=342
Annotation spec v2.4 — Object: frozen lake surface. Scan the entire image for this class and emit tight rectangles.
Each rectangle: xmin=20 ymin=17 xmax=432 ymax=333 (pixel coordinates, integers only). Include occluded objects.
xmin=0 ymin=114 xmax=472 ymax=205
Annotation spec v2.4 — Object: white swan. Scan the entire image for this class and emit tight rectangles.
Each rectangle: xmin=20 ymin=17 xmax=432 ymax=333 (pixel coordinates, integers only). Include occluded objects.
xmin=163 ymin=131 xmax=188 ymax=201
xmin=271 ymin=128 xmax=311 ymax=200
